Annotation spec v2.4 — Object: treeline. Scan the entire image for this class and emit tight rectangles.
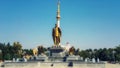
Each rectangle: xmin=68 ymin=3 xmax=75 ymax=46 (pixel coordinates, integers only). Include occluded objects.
xmin=0 ymin=42 xmax=33 ymax=60
xmin=0 ymin=42 xmax=120 ymax=62
xmin=79 ymin=45 xmax=120 ymax=62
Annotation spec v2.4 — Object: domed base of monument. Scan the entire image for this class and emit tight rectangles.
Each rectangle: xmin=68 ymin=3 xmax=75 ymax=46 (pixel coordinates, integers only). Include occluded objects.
xmin=49 ymin=45 xmax=65 ymax=57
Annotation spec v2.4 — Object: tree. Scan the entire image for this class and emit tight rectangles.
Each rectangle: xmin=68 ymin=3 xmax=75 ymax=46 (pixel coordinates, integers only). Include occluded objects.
xmin=115 ymin=45 xmax=120 ymax=62
xmin=79 ymin=50 xmax=89 ymax=60
xmin=107 ymin=48 xmax=114 ymax=61
xmin=22 ymin=49 xmax=33 ymax=55
xmin=13 ymin=42 xmax=22 ymax=58
xmin=4 ymin=53 xmax=11 ymax=60
xmin=75 ymin=48 xmax=80 ymax=55
xmin=38 ymin=45 xmax=45 ymax=55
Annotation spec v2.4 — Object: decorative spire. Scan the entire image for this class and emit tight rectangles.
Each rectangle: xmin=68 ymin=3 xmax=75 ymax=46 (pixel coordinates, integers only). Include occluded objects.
xmin=56 ymin=0 xmax=60 ymax=27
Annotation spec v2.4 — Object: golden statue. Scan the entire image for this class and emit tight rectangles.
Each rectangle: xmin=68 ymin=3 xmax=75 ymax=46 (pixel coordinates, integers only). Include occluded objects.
xmin=52 ymin=24 xmax=62 ymax=46
xmin=33 ymin=48 xmax=38 ymax=56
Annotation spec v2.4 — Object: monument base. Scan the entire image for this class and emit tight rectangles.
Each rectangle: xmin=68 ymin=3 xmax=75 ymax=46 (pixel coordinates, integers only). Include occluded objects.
xmin=49 ymin=45 xmax=65 ymax=57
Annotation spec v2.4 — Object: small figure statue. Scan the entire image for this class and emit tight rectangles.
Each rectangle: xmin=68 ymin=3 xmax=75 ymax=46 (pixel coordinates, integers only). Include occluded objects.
xmin=69 ymin=46 xmax=75 ymax=55
xmin=33 ymin=48 xmax=38 ymax=56
xmin=52 ymin=24 xmax=62 ymax=46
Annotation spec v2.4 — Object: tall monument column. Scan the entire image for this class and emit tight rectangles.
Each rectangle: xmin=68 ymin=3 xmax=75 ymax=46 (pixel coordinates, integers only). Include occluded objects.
xmin=52 ymin=0 xmax=62 ymax=46
xmin=50 ymin=0 xmax=65 ymax=57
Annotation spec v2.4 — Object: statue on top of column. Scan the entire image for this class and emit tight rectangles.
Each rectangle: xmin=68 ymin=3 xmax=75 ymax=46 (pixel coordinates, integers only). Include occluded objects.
xmin=52 ymin=24 xmax=62 ymax=46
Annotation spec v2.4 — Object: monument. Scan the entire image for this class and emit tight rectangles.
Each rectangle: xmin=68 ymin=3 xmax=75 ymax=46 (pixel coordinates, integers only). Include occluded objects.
xmin=50 ymin=0 xmax=81 ymax=61
xmin=49 ymin=0 xmax=65 ymax=58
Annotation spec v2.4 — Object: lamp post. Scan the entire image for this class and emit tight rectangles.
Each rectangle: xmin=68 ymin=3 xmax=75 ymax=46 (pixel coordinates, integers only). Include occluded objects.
xmin=89 ymin=51 xmax=92 ymax=61
xmin=93 ymin=50 xmax=97 ymax=62
xmin=0 ymin=49 xmax=2 ymax=60
xmin=0 ymin=49 xmax=2 ymax=53
xmin=112 ymin=50 xmax=116 ymax=63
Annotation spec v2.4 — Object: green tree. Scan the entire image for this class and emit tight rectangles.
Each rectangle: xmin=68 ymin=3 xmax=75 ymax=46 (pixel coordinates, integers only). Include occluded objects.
xmin=0 ymin=43 xmax=4 ymax=60
xmin=79 ymin=50 xmax=89 ymax=60
xmin=4 ymin=53 xmax=11 ymax=60
xmin=115 ymin=45 xmax=120 ymax=62
xmin=75 ymin=48 xmax=80 ymax=55
xmin=107 ymin=48 xmax=114 ymax=61
xmin=13 ymin=42 xmax=22 ymax=58
xmin=38 ymin=45 xmax=45 ymax=55
xmin=22 ymin=49 xmax=33 ymax=55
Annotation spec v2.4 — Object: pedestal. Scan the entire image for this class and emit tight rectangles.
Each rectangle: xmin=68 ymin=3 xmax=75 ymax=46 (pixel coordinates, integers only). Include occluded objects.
xmin=49 ymin=46 xmax=65 ymax=57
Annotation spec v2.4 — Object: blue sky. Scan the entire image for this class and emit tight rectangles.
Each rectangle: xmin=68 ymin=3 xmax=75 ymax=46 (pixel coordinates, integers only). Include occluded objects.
xmin=0 ymin=0 xmax=120 ymax=49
